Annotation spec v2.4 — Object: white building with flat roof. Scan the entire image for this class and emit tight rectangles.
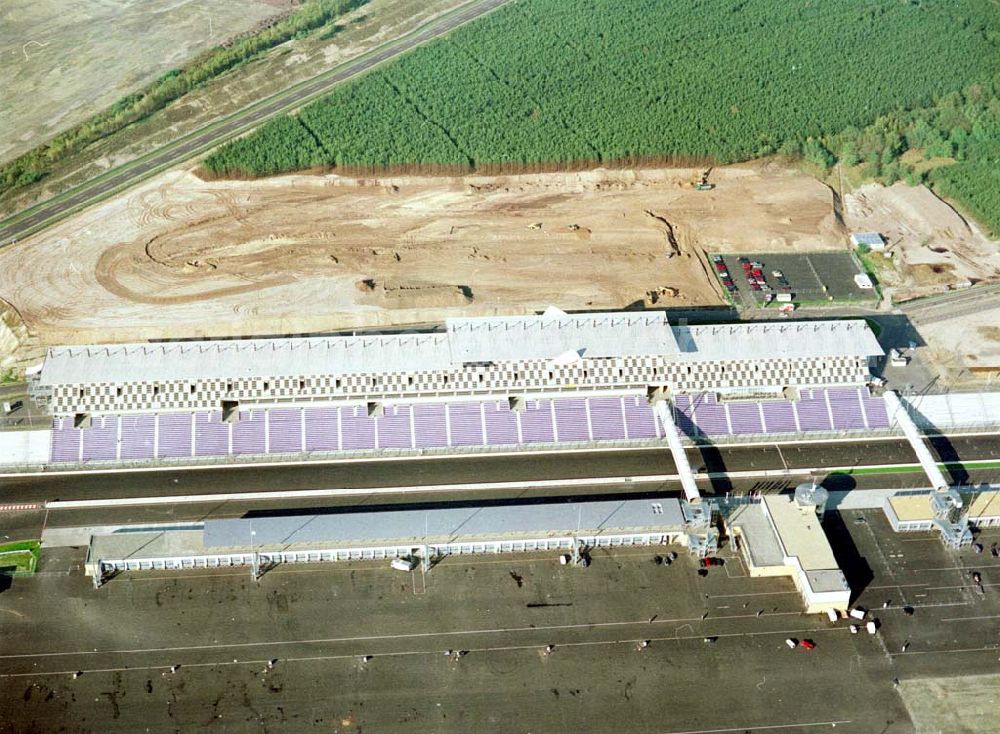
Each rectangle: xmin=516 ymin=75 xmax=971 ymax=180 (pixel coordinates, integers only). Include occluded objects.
xmin=33 ymin=311 xmax=882 ymax=418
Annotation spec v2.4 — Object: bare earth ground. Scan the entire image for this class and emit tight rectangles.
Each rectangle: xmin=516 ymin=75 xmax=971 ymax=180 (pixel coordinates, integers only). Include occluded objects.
xmin=0 ymin=0 xmax=469 ymax=217
xmin=844 ymin=182 xmax=1000 ymax=300
xmin=915 ymin=305 xmax=1000 ymax=382
xmin=0 ymin=163 xmax=843 ymax=346
xmin=0 ymin=0 xmax=294 ymax=162
xmin=899 ymin=674 xmax=1000 ymax=734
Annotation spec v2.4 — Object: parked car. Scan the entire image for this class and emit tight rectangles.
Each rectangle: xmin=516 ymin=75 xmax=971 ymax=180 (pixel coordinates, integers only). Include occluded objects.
xmin=799 ymin=639 xmax=816 ymax=650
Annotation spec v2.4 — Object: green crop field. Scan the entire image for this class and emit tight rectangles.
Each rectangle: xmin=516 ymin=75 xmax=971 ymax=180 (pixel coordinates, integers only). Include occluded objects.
xmin=205 ymin=0 xmax=1000 ymax=178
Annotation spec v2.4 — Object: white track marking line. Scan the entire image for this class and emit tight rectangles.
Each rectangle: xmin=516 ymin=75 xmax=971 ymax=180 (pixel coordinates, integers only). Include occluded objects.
xmin=892 ymin=645 xmax=1000 ymax=657
xmin=941 ymin=614 xmax=1000 ymax=622
xmin=660 ymin=721 xmax=853 ymax=734
xmin=0 ymin=614 xmax=836 ymax=661
xmin=0 ymin=627 xmax=850 ymax=678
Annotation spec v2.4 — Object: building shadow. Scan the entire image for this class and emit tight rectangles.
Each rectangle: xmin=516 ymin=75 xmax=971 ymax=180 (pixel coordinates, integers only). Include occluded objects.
xmin=0 ymin=568 xmax=14 ymax=594
xmin=822 ymin=511 xmax=874 ymax=603
xmin=670 ymin=400 xmax=731 ymax=496
xmin=820 ymin=472 xmax=858 ymax=493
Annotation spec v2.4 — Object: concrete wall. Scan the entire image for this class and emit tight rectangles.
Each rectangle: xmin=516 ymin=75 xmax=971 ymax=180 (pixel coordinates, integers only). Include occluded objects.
xmin=0 ymin=429 xmax=48 ymax=466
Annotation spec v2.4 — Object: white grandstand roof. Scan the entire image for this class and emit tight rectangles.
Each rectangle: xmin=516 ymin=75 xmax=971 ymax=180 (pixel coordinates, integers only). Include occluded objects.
xmin=38 ymin=334 xmax=453 ymax=385
xmin=446 ymin=312 xmax=678 ymax=362
xmin=672 ymin=320 xmax=883 ymax=360
xmin=37 ymin=314 xmax=881 ymax=386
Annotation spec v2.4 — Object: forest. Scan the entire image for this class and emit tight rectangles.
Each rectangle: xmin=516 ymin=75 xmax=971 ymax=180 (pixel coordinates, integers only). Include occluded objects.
xmin=824 ymin=78 xmax=1000 ymax=236
xmin=204 ymin=0 xmax=999 ymax=176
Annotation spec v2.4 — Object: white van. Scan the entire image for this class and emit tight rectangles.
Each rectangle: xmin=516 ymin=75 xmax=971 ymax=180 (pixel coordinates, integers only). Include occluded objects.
xmin=391 ymin=557 xmax=418 ymax=572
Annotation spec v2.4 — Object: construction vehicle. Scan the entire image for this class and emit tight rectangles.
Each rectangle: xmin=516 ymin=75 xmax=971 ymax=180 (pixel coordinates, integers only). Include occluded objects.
xmin=696 ymin=168 xmax=715 ymax=191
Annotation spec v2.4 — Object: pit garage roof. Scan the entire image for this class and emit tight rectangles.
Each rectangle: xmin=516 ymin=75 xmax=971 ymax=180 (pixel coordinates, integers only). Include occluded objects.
xmin=445 ymin=312 xmax=678 ymax=363
xmin=968 ymin=490 xmax=1000 ymax=520
xmin=38 ymin=333 xmax=455 ymax=385
xmin=38 ymin=311 xmax=680 ymax=386
xmin=37 ymin=314 xmax=880 ymax=387
xmin=673 ymin=320 xmax=883 ymax=361
xmin=203 ymin=498 xmax=688 ymax=549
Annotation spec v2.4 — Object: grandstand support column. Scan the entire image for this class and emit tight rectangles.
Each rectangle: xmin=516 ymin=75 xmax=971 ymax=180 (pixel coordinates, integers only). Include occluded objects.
xmin=883 ymin=390 xmax=949 ymax=491
xmin=652 ymin=402 xmax=701 ymax=504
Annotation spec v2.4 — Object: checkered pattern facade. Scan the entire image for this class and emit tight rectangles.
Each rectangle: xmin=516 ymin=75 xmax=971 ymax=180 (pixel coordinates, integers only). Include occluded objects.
xmin=47 ymin=354 xmax=870 ymax=417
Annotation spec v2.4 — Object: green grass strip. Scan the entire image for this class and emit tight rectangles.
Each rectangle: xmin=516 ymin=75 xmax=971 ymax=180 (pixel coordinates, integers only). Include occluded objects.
xmin=0 ymin=539 xmax=41 ymax=576
xmin=831 ymin=459 xmax=1000 ymax=477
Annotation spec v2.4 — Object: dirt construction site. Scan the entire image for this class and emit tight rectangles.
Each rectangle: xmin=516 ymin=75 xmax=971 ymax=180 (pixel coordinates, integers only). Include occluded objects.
xmin=0 ymin=163 xmax=841 ymax=347
xmin=0 ymin=162 xmax=996 ymax=356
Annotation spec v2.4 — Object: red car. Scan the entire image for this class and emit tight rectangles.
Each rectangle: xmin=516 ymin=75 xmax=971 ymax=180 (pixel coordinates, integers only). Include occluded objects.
xmin=714 ymin=262 xmax=727 ymax=272
xmin=742 ymin=262 xmax=753 ymax=271
xmin=799 ymin=639 xmax=816 ymax=650
xmin=700 ymin=557 xmax=724 ymax=568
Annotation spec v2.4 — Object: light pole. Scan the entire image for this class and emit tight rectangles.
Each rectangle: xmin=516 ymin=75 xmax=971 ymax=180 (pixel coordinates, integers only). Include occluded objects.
xmin=250 ymin=523 xmax=259 ymax=582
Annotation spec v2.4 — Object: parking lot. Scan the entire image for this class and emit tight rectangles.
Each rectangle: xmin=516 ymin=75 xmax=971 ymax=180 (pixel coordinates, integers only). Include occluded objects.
xmin=710 ymin=252 xmax=878 ymax=310
xmin=5 ymin=505 xmax=1000 ymax=733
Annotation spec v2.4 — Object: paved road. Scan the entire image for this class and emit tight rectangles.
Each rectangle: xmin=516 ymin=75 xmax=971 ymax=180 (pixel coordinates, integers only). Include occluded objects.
xmin=900 ymin=282 xmax=1000 ymax=325
xmin=2 ymin=434 xmax=999 ymax=539
xmin=0 ymin=0 xmax=510 ymax=245
xmin=5 ymin=434 xmax=1000 ymax=503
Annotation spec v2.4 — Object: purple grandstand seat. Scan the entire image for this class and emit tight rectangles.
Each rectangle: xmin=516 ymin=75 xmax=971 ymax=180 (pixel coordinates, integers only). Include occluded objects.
xmin=268 ymin=408 xmax=303 ymax=453
xmin=413 ymin=403 xmax=448 ymax=448
xmin=861 ymin=394 xmax=890 ymax=429
xmin=195 ymin=411 xmax=228 ymax=457
xmin=304 ymin=407 xmax=338 ymax=451
xmin=377 ymin=405 xmax=413 ymax=449
xmin=158 ymin=413 xmax=193 ymax=458
xmin=340 ymin=406 xmax=376 ymax=450
xmin=727 ymin=402 xmax=763 ymax=435
xmin=81 ymin=415 xmax=117 ymax=462
xmin=520 ymin=400 xmax=555 ymax=443
xmin=448 ymin=402 xmax=484 ymax=447
xmin=588 ymin=397 xmax=627 ymax=441
xmin=691 ymin=396 xmax=728 ymax=436
xmin=554 ymin=398 xmax=589 ymax=442
xmin=623 ymin=397 xmax=658 ymax=439
xmin=828 ymin=388 xmax=866 ymax=430
xmin=50 ymin=419 xmax=80 ymax=463
xmin=760 ymin=401 xmax=797 ymax=433
xmin=232 ymin=411 xmax=266 ymax=455
xmin=795 ymin=390 xmax=832 ymax=431
xmin=669 ymin=394 xmax=698 ymax=438
xmin=484 ymin=402 xmax=518 ymax=445
xmin=120 ymin=414 xmax=155 ymax=461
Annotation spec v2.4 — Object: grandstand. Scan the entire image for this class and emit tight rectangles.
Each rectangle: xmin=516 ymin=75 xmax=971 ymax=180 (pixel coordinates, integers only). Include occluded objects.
xmin=31 ymin=311 xmax=884 ymax=466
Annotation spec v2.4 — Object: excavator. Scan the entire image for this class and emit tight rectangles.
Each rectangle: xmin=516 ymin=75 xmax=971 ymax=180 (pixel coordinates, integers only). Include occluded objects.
xmin=695 ymin=167 xmax=715 ymax=191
